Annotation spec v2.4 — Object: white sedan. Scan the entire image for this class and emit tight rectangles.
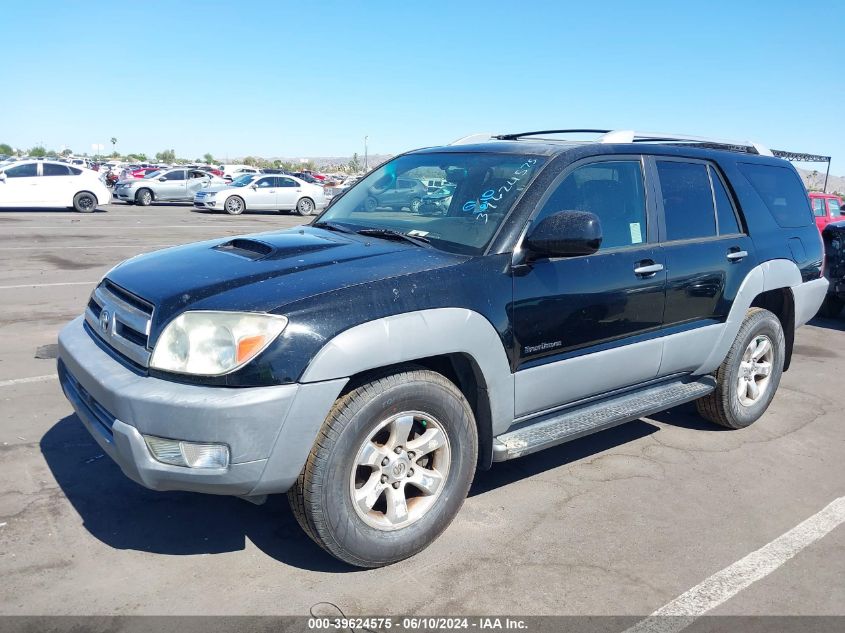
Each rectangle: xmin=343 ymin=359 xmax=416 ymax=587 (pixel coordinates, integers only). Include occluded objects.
xmin=194 ymin=174 xmax=327 ymax=216
xmin=0 ymin=160 xmax=111 ymax=212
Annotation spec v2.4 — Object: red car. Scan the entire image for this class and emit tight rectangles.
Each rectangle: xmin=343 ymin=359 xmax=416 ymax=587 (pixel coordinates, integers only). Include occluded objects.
xmin=200 ymin=166 xmax=225 ymax=177
xmin=810 ymin=192 xmax=844 ymax=231
xmin=131 ymin=167 xmax=159 ymax=179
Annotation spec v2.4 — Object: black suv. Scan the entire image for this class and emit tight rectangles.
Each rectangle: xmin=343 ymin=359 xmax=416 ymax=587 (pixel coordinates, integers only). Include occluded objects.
xmin=58 ymin=130 xmax=827 ymax=567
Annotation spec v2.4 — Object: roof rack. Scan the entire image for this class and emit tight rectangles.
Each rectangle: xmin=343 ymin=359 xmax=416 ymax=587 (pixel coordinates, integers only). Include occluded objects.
xmin=493 ymin=129 xmax=774 ymax=157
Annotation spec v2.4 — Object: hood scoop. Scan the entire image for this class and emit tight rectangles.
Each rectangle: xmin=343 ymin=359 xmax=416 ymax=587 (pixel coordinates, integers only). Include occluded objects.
xmin=214 ymin=238 xmax=275 ymax=260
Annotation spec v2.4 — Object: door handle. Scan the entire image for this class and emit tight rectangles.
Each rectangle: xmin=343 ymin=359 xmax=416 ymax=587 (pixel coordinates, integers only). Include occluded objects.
xmin=727 ymin=249 xmax=748 ymax=261
xmin=634 ymin=262 xmax=664 ymax=276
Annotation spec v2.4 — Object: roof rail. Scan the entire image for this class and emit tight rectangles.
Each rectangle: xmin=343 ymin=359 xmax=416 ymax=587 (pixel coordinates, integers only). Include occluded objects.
xmin=492 ymin=128 xmax=774 ymax=156
xmin=603 ymin=130 xmax=773 ymax=157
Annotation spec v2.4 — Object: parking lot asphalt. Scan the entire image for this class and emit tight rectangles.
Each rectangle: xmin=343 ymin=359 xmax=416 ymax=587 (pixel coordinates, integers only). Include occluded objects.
xmin=0 ymin=203 xmax=843 ymax=618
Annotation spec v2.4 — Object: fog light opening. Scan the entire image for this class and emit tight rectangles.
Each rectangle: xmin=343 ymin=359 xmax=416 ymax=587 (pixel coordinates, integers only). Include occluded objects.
xmin=143 ymin=435 xmax=230 ymax=469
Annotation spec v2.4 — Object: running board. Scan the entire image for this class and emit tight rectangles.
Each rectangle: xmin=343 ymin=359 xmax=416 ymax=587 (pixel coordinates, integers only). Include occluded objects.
xmin=492 ymin=376 xmax=716 ymax=462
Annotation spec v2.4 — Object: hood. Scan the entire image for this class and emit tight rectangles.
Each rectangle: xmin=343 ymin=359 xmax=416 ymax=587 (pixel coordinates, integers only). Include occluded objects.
xmin=105 ymin=226 xmax=463 ymax=338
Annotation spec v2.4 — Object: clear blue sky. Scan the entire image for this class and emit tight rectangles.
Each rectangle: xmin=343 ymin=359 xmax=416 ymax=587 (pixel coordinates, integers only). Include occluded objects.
xmin=2 ymin=0 xmax=843 ymax=172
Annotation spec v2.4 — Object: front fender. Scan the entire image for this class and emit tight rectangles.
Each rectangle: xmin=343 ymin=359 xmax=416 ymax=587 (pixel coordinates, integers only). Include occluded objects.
xmin=300 ymin=308 xmax=515 ymax=435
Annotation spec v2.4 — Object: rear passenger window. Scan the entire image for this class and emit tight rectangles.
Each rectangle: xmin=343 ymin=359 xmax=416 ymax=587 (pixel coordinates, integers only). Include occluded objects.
xmin=812 ymin=198 xmax=826 ymax=217
xmin=536 ymin=160 xmax=646 ymax=251
xmin=709 ymin=166 xmax=741 ymax=234
xmin=738 ymin=163 xmax=812 ymax=228
xmin=657 ymin=161 xmax=716 ymax=241
xmin=42 ymin=163 xmax=72 ymax=176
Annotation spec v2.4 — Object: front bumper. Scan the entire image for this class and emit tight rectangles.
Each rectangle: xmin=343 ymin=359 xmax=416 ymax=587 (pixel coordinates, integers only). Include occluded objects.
xmin=57 ymin=316 xmax=346 ymax=495
xmin=193 ymin=196 xmax=217 ymax=208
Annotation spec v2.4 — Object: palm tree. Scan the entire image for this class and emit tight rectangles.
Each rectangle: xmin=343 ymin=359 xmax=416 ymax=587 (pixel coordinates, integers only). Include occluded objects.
xmin=110 ymin=137 xmax=117 ymax=153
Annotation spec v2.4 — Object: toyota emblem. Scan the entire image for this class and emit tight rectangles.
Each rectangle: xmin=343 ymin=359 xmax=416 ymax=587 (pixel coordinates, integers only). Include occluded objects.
xmin=99 ymin=309 xmax=110 ymax=333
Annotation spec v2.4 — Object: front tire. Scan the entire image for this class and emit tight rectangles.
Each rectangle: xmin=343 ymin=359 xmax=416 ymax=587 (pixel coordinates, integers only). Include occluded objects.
xmin=288 ymin=368 xmax=478 ymax=567
xmin=695 ymin=308 xmax=785 ymax=429
xmin=72 ymin=192 xmax=97 ymax=213
xmin=224 ymin=196 xmax=245 ymax=215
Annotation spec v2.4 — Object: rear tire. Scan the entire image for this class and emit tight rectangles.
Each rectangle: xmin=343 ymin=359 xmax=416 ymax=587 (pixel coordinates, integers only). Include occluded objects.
xmin=695 ymin=308 xmax=785 ymax=429
xmin=288 ymin=368 xmax=477 ymax=568
xmin=365 ymin=196 xmax=378 ymax=212
xmin=296 ymin=197 xmax=315 ymax=216
xmin=72 ymin=192 xmax=97 ymax=213
xmin=135 ymin=189 xmax=153 ymax=206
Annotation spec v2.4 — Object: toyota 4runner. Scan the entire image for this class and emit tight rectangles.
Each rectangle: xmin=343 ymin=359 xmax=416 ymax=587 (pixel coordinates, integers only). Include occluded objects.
xmin=58 ymin=129 xmax=828 ymax=567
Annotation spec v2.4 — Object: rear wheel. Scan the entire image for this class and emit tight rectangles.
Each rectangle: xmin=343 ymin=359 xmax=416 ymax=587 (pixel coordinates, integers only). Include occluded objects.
xmin=135 ymin=189 xmax=153 ymax=206
xmin=288 ymin=368 xmax=477 ymax=567
xmin=224 ymin=196 xmax=245 ymax=215
xmin=365 ymin=196 xmax=378 ymax=212
xmin=72 ymin=192 xmax=97 ymax=213
xmin=296 ymin=197 xmax=315 ymax=216
xmin=695 ymin=308 xmax=785 ymax=429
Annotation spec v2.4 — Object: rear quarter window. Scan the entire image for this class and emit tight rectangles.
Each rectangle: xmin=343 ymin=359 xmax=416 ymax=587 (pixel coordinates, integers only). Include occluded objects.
xmin=738 ymin=162 xmax=812 ymax=228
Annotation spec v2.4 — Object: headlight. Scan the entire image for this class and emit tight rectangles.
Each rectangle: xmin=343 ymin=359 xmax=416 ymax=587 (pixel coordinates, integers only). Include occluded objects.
xmin=150 ymin=311 xmax=288 ymax=376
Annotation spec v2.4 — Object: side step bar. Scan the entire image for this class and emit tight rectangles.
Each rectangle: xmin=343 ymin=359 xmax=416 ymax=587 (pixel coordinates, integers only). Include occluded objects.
xmin=492 ymin=376 xmax=716 ymax=462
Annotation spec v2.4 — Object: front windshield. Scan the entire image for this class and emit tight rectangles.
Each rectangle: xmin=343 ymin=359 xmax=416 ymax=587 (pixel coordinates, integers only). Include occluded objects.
xmin=230 ymin=174 xmax=256 ymax=187
xmin=317 ymin=152 xmax=545 ymax=255
xmin=143 ymin=170 xmax=161 ymax=179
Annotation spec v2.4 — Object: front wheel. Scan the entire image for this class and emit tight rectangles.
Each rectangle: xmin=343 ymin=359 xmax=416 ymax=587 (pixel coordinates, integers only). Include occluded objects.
xmin=288 ymin=368 xmax=478 ymax=567
xmin=695 ymin=308 xmax=785 ymax=429
xmin=135 ymin=189 xmax=153 ymax=206
xmin=72 ymin=192 xmax=97 ymax=213
xmin=224 ymin=196 xmax=245 ymax=215
xmin=295 ymin=197 xmax=315 ymax=216
xmin=409 ymin=197 xmax=422 ymax=213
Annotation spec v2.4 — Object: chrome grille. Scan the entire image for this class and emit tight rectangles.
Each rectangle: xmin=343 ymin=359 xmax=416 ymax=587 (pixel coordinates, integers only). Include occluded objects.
xmin=85 ymin=281 xmax=154 ymax=367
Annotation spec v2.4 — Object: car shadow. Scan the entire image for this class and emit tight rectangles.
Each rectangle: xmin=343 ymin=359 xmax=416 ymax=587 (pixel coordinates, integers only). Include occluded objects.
xmin=43 ymin=406 xmax=705 ymax=570
xmin=189 ymin=208 xmax=304 ymax=217
xmin=0 ymin=207 xmax=108 ymax=214
xmin=469 ymin=419 xmax=660 ymax=496
xmin=41 ymin=415 xmax=352 ymax=572
xmin=807 ymin=315 xmax=845 ymax=331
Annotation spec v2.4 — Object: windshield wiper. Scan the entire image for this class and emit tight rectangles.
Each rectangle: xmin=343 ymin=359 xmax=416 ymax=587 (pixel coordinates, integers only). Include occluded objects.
xmin=312 ymin=220 xmax=356 ymax=235
xmin=355 ymin=228 xmax=431 ymax=248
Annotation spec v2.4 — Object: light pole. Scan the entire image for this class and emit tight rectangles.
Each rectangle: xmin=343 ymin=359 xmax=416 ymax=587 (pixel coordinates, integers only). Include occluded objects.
xmin=364 ymin=135 xmax=368 ymax=173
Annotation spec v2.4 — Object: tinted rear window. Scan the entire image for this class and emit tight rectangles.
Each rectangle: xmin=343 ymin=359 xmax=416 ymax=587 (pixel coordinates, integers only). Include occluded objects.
xmin=738 ymin=163 xmax=812 ymax=228
xmin=657 ymin=161 xmax=716 ymax=241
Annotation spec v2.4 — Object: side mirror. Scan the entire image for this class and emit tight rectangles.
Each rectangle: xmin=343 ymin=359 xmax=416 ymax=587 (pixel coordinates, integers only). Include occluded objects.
xmin=0 ymin=172 xmax=6 ymax=183
xmin=158 ymin=177 xmax=167 ymax=182
xmin=250 ymin=184 xmax=258 ymax=190
xmin=524 ymin=210 xmax=602 ymax=259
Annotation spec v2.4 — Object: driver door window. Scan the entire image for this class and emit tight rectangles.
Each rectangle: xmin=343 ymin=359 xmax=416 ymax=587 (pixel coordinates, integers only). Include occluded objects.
xmin=533 ymin=161 xmax=648 ymax=250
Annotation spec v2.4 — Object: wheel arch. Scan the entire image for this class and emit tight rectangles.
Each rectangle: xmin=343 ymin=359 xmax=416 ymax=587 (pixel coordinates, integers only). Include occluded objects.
xmin=299 ymin=308 xmax=513 ymax=469
xmin=696 ymin=259 xmax=801 ymax=375
xmin=136 ymin=187 xmax=154 ymax=201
